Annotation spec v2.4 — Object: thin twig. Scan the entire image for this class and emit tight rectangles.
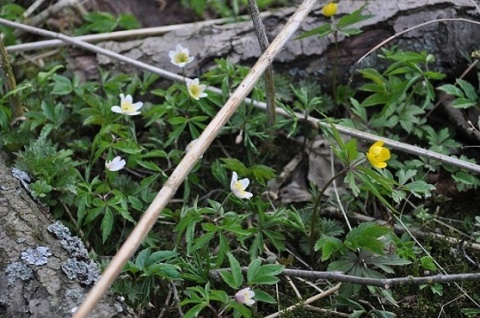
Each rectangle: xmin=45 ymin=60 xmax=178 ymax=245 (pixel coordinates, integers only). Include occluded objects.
xmin=263 ymin=283 xmax=341 ymax=318
xmin=248 ymin=0 xmax=276 ymax=129
xmin=211 ymin=268 xmax=480 ymax=287
xmin=6 ymin=12 xmax=272 ymax=53
xmin=355 ymin=18 xmax=480 ymax=67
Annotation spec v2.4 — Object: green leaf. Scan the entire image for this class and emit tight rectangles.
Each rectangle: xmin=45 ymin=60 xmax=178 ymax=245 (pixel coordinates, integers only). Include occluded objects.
xmin=358 ymin=68 xmax=386 ymax=86
xmin=221 ymin=158 xmax=248 ymax=174
xmin=437 ymin=84 xmax=463 ymax=97
xmin=135 ymin=248 xmax=151 ymax=269
xmin=228 ymin=252 xmax=243 ymax=288
xmin=337 ymin=5 xmax=373 ymax=29
xmin=296 ymin=23 xmax=332 ymax=39
xmin=247 ymin=259 xmax=262 ymax=283
xmin=51 ymin=75 xmax=73 ymax=95
xmin=403 ymin=181 xmax=435 ymax=198
xmin=420 ymin=256 xmax=437 ymax=271
xmin=37 ymin=65 xmax=64 ymax=84
xmin=456 ymin=78 xmax=477 ymax=101
xmin=147 ymin=250 xmax=178 ymax=265
xmin=451 ymin=97 xmax=477 ymax=109
xmin=341 ymin=28 xmax=363 ymax=36
xmin=248 ymin=263 xmax=283 ymax=285
xmin=315 ymin=236 xmax=343 ymax=261
xmin=345 ymin=223 xmax=391 ymax=255
xmin=253 ymin=289 xmax=277 ymax=304
xmin=361 ymin=93 xmax=389 ymax=107
xmin=344 ymin=139 xmax=359 ymax=162
xmin=101 ymin=207 xmax=114 ymax=243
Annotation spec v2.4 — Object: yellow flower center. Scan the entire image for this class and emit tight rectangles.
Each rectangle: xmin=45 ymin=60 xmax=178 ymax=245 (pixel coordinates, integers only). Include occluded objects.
xmin=233 ymin=181 xmax=245 ymax=193
xmin=121 ymin=100 xmax=135 ymax=112
xmin=174 ymin=52 xmax=188 ymax=64
xmin=189 ymin=85 xmax=200 ymax=98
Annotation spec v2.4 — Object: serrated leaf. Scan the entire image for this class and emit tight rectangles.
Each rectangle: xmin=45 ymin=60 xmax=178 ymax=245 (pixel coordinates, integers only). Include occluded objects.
xmin=437 ymin=84 xmax=463 ymax=97
xmin=247 ymin=259 xmax=262 ymax=283
xmin=219 ymin=271 xmax=237 ymax=289
xmin=249 ymin=275 xmax=280 ymax=285
xmin=147 ymin=250 xmax=178 ymax=265
xmin=221 ymin=158 xmax=248 ymax=175
xmin=227 ymin=253 xmax=243 ymax=288
xmin=337 ymin=5 xmax=373 ymax=29
xmin=456 ymin=78 xmax=477 ymax=101
xmin=51 ymin=75 xmax=72 ymax=95
xmin=256 ymin=264 xmax=284 ymax=277
xmin=420 ymin=256 xmax=437 ymax=271
xmin=341 ymin=28 xmax=363 ymax=36
xmin=315 ymin=236 xmax=342 ymax=261
xmin=296 ymin=23 xmax=332 ymax=39
xmin=451 ymin=97 xmax=477 ymax=109
xmin=101 ymin=207 xmax=114 ymax=243
xmin=344 ymin=139 xmax=359 ymax=162
xmin=361 ymin=93 xmax=389 ymax=107
xmin=403 ymin=181 xmax=435 ymax=198
xmin=135 ymin=248 xmax=151 ymax=269
xmin=253 ymin=289 xmax=277 ymax=304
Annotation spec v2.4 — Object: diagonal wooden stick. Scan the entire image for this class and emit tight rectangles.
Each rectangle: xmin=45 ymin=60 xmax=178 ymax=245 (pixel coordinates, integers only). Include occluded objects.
xmin=69 ymin=0 xmax=319 ymax=316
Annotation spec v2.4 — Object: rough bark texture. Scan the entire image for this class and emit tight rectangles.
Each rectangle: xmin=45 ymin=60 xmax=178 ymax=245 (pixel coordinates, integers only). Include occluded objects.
xmin=0 ymin=160 xmax=135 ymax=318
xmin=83 ymin=0 xmax=480 ymax=84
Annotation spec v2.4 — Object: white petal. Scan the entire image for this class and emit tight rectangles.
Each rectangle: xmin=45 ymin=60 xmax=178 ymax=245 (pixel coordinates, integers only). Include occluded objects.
xmin=111 ymin=106 xmax=122 ymax=113
xmin=238 ymin=178 xmax=250 ymax=189
xmin=230 ymin=172 xmax=238 ymax=189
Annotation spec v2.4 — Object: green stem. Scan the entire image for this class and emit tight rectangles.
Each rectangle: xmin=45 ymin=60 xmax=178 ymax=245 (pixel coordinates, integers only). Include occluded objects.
xmin=332 ymin=29 xmax=339 ymax=104
xmin=308 ymin=164 xmax=351 ymax=265
xmin=0 ymin=36 xmax=23 ymax=119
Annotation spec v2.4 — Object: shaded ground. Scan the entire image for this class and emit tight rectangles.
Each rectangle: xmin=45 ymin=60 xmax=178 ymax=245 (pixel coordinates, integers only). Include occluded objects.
xmin=85 ymin=0 xmax=200 ymax=27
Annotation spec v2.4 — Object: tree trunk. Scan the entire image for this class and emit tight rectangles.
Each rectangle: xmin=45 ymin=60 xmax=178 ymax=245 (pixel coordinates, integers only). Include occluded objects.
xmin=0 ymin=160 xmax=134 ymax=318
xmin=83 ymin=0 xmax=480 ymax=84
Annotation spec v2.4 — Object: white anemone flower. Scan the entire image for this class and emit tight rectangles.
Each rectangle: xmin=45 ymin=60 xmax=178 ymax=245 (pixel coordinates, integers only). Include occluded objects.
xmin=111 ymin=94 xmax=143 ymax=116
xmin=186 ymin=78 xmax=208 ymax=100
xmin=169 ymin=44 xmax=194 ymax=67
xmin=105 ymin=156 xmax=126 ymax=172
xmin=230 ymin=172 xmax=253 ymax=199
xmin=235 ymin=287 xmax=255 ymax=306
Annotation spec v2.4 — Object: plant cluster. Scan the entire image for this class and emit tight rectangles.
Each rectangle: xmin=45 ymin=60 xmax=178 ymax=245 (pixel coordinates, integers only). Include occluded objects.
xmin=1 ymin=1 xmax=480 ymax=317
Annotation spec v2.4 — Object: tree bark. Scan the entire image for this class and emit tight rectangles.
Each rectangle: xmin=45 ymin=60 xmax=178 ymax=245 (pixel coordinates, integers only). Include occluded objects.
xmin=0 ymin=160 xmax=134 ymax=318
xmin=85 ymin=0 xmax=480 ymax=84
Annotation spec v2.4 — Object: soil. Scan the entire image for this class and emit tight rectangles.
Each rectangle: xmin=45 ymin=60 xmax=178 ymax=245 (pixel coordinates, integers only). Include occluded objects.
xmin=85 ymin=0 xmax=200 ymax=27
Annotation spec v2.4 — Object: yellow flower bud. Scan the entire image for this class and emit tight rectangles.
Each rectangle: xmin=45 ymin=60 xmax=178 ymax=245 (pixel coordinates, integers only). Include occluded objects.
xmin=322 ymin=2 xmax=338 ymax=18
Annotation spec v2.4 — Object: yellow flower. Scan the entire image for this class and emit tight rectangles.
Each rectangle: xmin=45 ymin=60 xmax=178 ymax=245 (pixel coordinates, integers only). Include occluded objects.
xmin=322 ymin=2 xmax=338 ymax=17
xmin=366 ymin=141 xmax=391 ymax=169
xmin=186 ymin=78 xmax=208 ymax=100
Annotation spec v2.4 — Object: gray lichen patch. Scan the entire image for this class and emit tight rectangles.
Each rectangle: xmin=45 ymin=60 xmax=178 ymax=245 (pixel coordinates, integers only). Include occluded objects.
xmin=48 ymin=221 xmax=100 ymax=285
xmin=6 ymin=261 xmax=33 ymax=286
xmin=47 ymin=221 xmax=88 ymax=259
xmin=21 ymin=246 xmax=52 ymax=266
xmin=62 ymin=259 xmax=100 ymax=286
